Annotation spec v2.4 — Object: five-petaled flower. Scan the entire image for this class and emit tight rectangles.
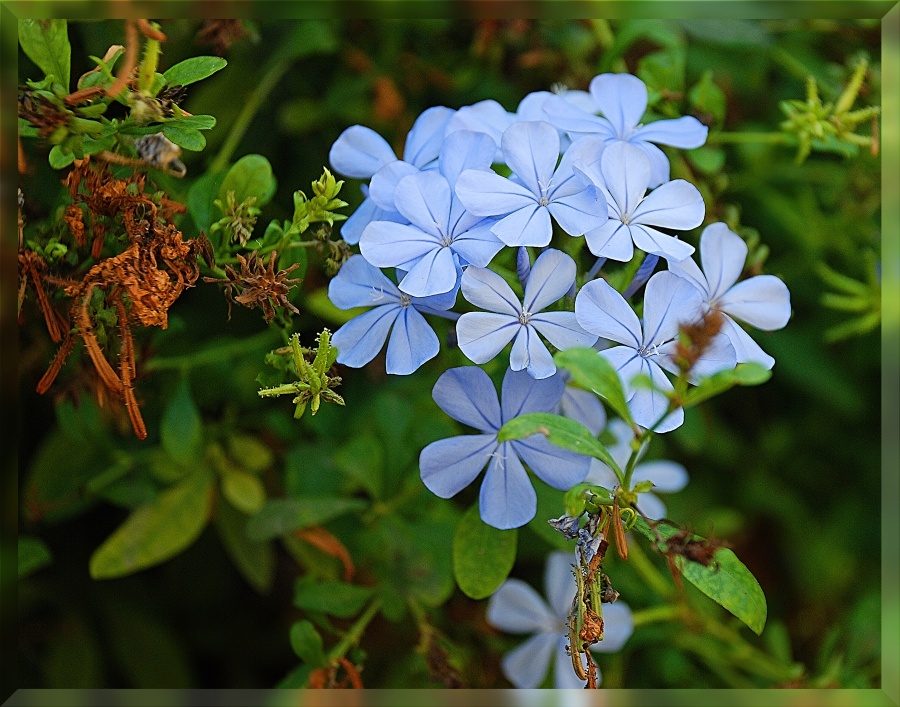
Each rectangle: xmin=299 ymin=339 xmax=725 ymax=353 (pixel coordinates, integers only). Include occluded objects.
xmin=456 ymin=249 xmax=598 ymax=380
xmin=486 ymin=551 xmax=634 ymax=688
xmin=419 ymin=367 xmax=592 ymax=529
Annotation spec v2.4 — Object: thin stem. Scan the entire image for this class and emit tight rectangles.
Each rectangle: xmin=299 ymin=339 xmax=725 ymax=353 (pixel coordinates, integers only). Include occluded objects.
xmin=630 ymin=604 xmax=680 ymax=628
xmin=706 ymin=132 xmax=793 ymax=146
xmin=327 ymin=598 xmax=381 ymax=662
xmin=625 ymin=535 xmax=674 ymax=599
xmin=144 ymin=329 xmax=280 ymax=372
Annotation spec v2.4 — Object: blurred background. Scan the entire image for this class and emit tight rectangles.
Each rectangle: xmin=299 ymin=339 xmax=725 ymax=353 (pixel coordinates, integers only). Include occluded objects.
xmin=15 ymin=18 xmax=884 ymax=690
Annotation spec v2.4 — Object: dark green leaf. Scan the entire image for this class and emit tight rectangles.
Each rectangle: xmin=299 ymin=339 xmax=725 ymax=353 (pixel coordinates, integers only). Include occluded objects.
xmin=168 ymin=114 xmax=217 ymax=131
xmin=18 ymin=536 xmax=52 ymax=579
xmin=160 ymin=377 xmax=204 ymax=467
xmin=528 ymin=479 xmax=571 ymax=550
xmin=689 ymin=71 xmax=727 ymax=124
xmin=218 ymin=153 xmax=277 ymax=207
xmin=289 ymin=620 xmax=326 ymax=667
xmin=293 ymin=580 xmax=375 ymax=618
xmin=163 ymin=56 xmax=227 ymax=87
xmin=633 ymin=518 xmax=767 ymax=635
xmin=187 ymin=169 xmax=225 ymax=234
xmin=215 ymin=498 xmax=275 ymax=594
xmin=19 ymin=19 xmax=70 ymax=89
xmin=277 ymin=664 xmax=313 ymax=689
xmin=497 ymin=412 xmax=620 ymax=474
xmin=334 ymin=434 xmax=384 ymax=499
xmin=89 ymin=468 xmax=214 ymax=579
xmin=162 ymin=124 xmax=206 ymax=151
xmin=246 ymin=497 xmax=367 ymax=541
xmin=554 ymin=347 xmax=635 ymax=426
xmin=682 ymin=363 xmax=772 ymax=407
xmin=452 ymin=503 xmax=517 ymax=600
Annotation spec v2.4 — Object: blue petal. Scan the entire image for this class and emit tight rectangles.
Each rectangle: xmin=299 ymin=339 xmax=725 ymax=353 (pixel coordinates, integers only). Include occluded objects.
xmin=548 ymin=187 xmax=607 ymax=237
xmin=635 ymin=115 xmax=708 ymax=149
xmin=501 ymin=121 xmax=560 ymax=196
xmin=340 ymin=194 xmax=405 ymax=246
xmin=631 ymin=140 xmax=671 ymax=189
xmin=510 ymin=326 xmax=557 ymax=379
xmin=432 ymin=366 xmax=502 ymax=432
xmin=501 ymin=367 xmax=565 ymax=421
xmin=445 ymin=99 xmax=515 ymax=156
xmin=592 ymin=602 xmax=634 ymax=652
xmin=668 ymin=254 xmax=710 ymax=298
xmin=598 ymin=345 xmax=644 ymax=398
xmin=630 ymin=225 xmax=695 ymax=263
xmin=589 ymin=73 xmax=648 ymax=138
xmin=501 ymin=632 xmax=559 ymax=689
xmin=568 ymin=135 xmax=609 ymax=189
xmin=360 ymin=221 xmax=441 ymax=270
xmin=635 ymin=492 xmax=667 ymax=521
xmin=657 ymin=329 xmax=735 ymax=383
xmin=523 ymin=249 xmax=576 ymax=313
xmin=530 ymin=312 xmax=598 ymax=351
xmin=455 ymin=169 xmax=537 ymax=217
xmin=328 ymin=254 xmax=400 ymax=309
xmin=450 ymin=219 xmax=505 ymax=269
xmin=515 ymin=90 xmax=555 ymax=123
xmin=479 ymin=443 xmax=537 ymax=529
xmin=492 ymin=204 xmax=553 ymax=248
xmin=545 ymin=551 xmax=578 ymax=620
xmin=718 ymin=275 xmax=791 ymax=330
xmin=584 ymin=220 xmax=634 ymax=261
xmin=329 ymin=125 xmax=396 ymax=179
xmin=585 ymin=458 xmax=620 ymax=488
xmin=487 ymin=579 xmax=558 ymax=634
xmin=420 ymin=434 xmax=498 ymax=498
xmin=601 ymin=142 xmax=651 ymax=219
xmin=574 ymin=278 xmax=642 ymax=347
xmin=612 ymin=354 xmax=682 ymax=432
xmin=641 ymin=271 xmax=705 ymax=349
xmin=332 ymin=306 xmax=399 ymax=368
xmin=398 ymin=246 xmax=459 ymax=297
xmin=543 ymin=94 xmax=616 ymax=137
xmin=718 ymin=314 xmax=775 ymax=369
xmin=385 ymin=306 xmax=440 ymax=375
xmin=699 ymin=223 xmax=747 ymax=300
xmin=632 ymin=460 xmax=688 ymax=492
xmin=460 ymin=265 xmax=521 ymax=315
xmin=555 ymin=635 xmax=590 ymax=689
xmin=403 ymin=105 xmax=455 ymax=167
xmin=514 ymin=435 xmax=591 ymax=489
xmin=558 ymin=385 xmax=607 ymax=437
xmin=439 ymin=129 xmax=497 ymax=186
xmin=631 ymin=179 xmax=705 ymax=230
xmin=457 ymin=312 xmax=519 ymax=365
xmin=394 ymin=171 xmax=452 ymax=238
xmin=368 ymin=160 xmax=420 ymax=212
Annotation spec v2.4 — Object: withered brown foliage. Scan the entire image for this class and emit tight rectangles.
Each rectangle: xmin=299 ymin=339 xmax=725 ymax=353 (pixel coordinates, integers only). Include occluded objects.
xmin=196 ymin=19 xmax=250 ymax=55
xmin=18 ymin=89 xmax=69 ymax=139
xmin=673 ymin=308 xmax=726 ymax=377
xmin=20 ymin=158 xmax=211 ymax=439
xmin=204 ymin=251 xmax=302 ymax=323
xmin=650 ymin=519 xmax=731 ymax=590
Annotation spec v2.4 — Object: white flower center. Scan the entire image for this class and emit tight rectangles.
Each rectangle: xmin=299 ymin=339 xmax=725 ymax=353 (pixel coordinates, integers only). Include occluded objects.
xmin=399 ymin=293 xmax=412 ymax=308
xmin=519 ymin=309 xmax=532 ymax=325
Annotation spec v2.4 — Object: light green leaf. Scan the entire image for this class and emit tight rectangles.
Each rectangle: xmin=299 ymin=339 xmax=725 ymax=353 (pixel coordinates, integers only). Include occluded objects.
xmin=187 ymin=169 xmax=225 ymax=234
xmin=19 ymin=19 xmax=71 ymax=90
xmin=497 ymin=412 xmax=620 ymax=474
xmin=227 ymin=435 xmax=274 ymax=474
xmin=168 ymin=114 xmax=217 ymax=131
xmin=48 ymin=145 xmax=75 ymax=169
xmin=163 ymin=56 xmax=227 ymax=87
xmin=18 ymin=536 xmax=52 ymax=579
xmin=452 ymin=503 xmax=517 ymax=600
xmin=293 ymin=580 xmax=375 ymax=618
xmin=554 ymin=347 xmax=635 ymax=426
xmin=89 ymin=468 xmax=214 ymax=579
xmin=682 ymin=362 xmax=772 ymax=407
xmin=221 ymin=470 xmax=266 ymax=515
xmin=632 ymin=517 xmax=767 ymax=635
xmin=215 ymin=497 xmax=275 ymax=594
xmin=162 ymin=124 xmax=206 ymax=151
xmin=160 ymin=377 xmax=204 ymax=467
xmin=289 ymin=621 xmax=326 ymax=667
xmin=246 ymin=497 xmax=367 ymax=541
xmin=218 ymin=153 xmax=277 ymax=207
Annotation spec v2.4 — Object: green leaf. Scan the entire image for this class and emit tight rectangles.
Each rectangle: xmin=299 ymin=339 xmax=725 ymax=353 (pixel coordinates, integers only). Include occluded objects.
xmin=89 ymin=468 xmax=214 ymax=579
xmin=160 ymin=377 xmax=204 ymax=467
xmin=48 ymin=144 xmax=75 ymax=169
xmin=452 ymin=503 xmax=517 ymax=600
xmin=215 ymin=497 xmax=275 ymax=594
xmin=168 ymin=114 xmax=217 ymax=131
xmin=227 ymin=435 xmax=274 ymax=474
xmin=528 ymin=479 xmax=571 ymax=550
xmin=221 ymin=470 xmax=266 ymax=515
xmin=162 ymin=56 xmax=227 ymax=87
xmin=690 ymin=70 xmax=727 ymax=124
xmin=334 ymin=434 xmax=384 ymax=499
xmin=218 ymin=154 xmax=277 ymax=207
xmin=246 ymin=497 xmax=367 ymax=541
xmin=18 ymin=536 xmax=52 ymax=579
xmin=187 ymin=169 xmax=225 ymax=234
xmin=682 ymin=362 xmax=772 ymax=407
xmin=632 ymin=518 xmax=768 ymax=635
xmin=19 ymin=20 xmax=71 ymax=90
xmin=293 ymin=580 xmax=375 ymax=618
xmin=161 ymin=124 xmax=206 ymax=151
xmin=554 ymin=347 xmax=635 ymax=426
xmin=497 ymin=412 xmax=620 ymax=474
xmin=289 ymin=620 xmax=326 ymax=667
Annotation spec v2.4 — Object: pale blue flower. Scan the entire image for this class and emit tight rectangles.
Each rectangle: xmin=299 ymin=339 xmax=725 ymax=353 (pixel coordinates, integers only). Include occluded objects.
xmin=329 ymin=255 xmax=457 ymax=375
xmin=669 ymin=223 xmax=791 ymax=370
xmin=586 ymin=419 xmax=688 ymax=520
xmin=575 ymin=271 xmax=736 ymax=432
xmin=419 ymin=367 xmax=592 ymax=529
xmin=544 ymin=72 xmax=708 ymax=187
xmin=575 ymin=141 xmax=704 ymax=263
xmin=455 ymin=121 xmax=608 ymax=247
xmin=456 ymin=249 xmax=597 ymax=379
xmin=486 ymin=551 xmax=634 ymax=688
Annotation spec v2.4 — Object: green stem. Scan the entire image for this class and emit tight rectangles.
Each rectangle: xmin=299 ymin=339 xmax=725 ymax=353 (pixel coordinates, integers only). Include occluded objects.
xmin=327 ymin=598 xmax=381 ymax=661
xmin=626 ymin=535 xmax=675 ymax=599
xmin=144 ymin=329 xmax=280 ymax=372
xmin=630 ymin=603 xmax=680 ymax=628
xmin=209 ymin=55 xmax=295 ymax=174
xmin=706 ymin=132 xmax=793 ymax=146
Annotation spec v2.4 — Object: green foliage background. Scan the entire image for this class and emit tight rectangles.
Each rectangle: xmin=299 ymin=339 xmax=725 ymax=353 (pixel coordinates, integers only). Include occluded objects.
xmin=17 ymin=18 xmax=882 ymax=690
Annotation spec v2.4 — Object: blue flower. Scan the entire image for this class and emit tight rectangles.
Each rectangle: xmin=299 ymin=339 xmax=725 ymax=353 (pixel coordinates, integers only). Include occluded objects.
xmin=328 ymin=106 xmax=455 ymax=244
xmin=574 ymin=141 xmax=704 ymax=263
xmin=586 ymin=419 xmax=688 ymax=519
xmin=575 ymin=271 xmax=736 ymax=432
xmin=419 ymin=367 xmax=592 ymax=529
xmin=328 ymin=255 xmax=457 ymax=375
xmin=455 ymin=121 xmax=608 ymax=247
xmin=486 ymin=551 xmax=634 ymax=688
xmin=456 ymin=249 xmax=598 ymax=380
xmin=669 ymin=223 xmax=791 ymax=370
xmin=544 ymin=72 xmax=708 ymax=187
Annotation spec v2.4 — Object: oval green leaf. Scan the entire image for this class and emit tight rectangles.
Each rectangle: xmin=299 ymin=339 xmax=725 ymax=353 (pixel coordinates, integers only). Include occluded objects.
xmin=161 ymin=124 xmax=206 ymax=151
xmin=452 ymin=503 xmax=517 ymax=600
xmin=293 ymin=580 xmax=375 ymax=618
xmin=218 ymin=154 xmax=277 ymax=207
xmin=215 ymin=499 xmax=274 ymax=594
xmin=221 ymin=470 xmax=266 ymax=515
xmin=160 ymin=377 xmax=203 ymax=467
xmin=19 ymin=536 xmax=53 ymax=579
xmin=89 ymin=468 xmax=214 ymax=579
xmin=289 ymin=620 xmax=326 ymax=667
xmin=554 ymin=347 xmax=635 ymax=426
xmin=162 ymin=56 xmax=227 ymax=87
xmin=19 ymin=19 xmax=71 ymax=90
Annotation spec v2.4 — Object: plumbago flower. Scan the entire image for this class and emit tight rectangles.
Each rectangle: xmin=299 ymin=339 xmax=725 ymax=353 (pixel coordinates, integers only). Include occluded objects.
xmin=456 ymin=249 xmax=597 ymax=379
xmin=419 ymin=367 xmax=592 ymax=529
xmin=329 ymin=255 xmax=457 ymax=375
xmin=575 ymin=141 xmax=704 ymax=263
xmin=669 ymin=223 xmax=791 ymax=369
xmin=329 ymin=106 xmax=454 ymax=244
xmin=360 ymin=132 xmax=505 ymax=298
xmin=455 ymin=121 xmax=608 ymax=247
xmin=544 ymin=72 xmax=709 ymax=187
xmin=575 ymin=271 xmax=736 ymax=432
xmin=486 ymin=551 xmax=634 ymax=688
xmin=586 ymin=419 xmax=688 ymax=520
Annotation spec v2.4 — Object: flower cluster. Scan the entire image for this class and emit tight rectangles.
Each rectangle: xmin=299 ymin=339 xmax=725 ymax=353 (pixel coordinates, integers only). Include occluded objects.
xmin=327 ymin=72 xmax=791 ymax=530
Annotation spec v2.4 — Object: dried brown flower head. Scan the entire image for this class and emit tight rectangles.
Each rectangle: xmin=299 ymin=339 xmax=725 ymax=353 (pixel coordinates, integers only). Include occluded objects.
xmin=204 ymin=251 xmax=302 ymax=323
